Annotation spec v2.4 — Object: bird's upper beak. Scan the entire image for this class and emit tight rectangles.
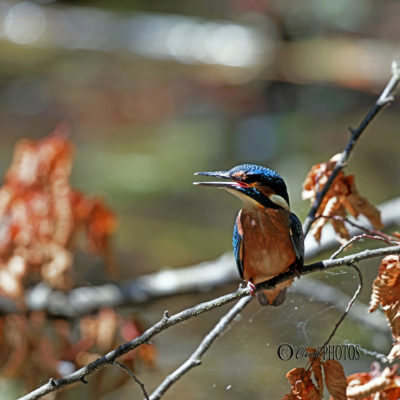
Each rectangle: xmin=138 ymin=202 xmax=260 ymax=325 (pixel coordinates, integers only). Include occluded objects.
xmin=193 ymin=171 xmax=250 ymax=189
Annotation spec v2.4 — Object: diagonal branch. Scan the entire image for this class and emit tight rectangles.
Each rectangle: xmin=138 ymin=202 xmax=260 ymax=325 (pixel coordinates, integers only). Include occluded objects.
xmin=149 ymin=296 xmax=253 ymax=400
xmin=302 ymin=61 xmax=400 ymax=236
xmin=18 ymin=244 xmax=400 ymax=400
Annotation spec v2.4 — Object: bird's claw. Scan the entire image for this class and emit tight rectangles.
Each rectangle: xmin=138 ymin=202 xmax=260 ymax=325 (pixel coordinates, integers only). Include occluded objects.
xmin=289 ymin=263 xmax=302 ymax=279
xmin=247 ymin=281 xmax=256 ymax=296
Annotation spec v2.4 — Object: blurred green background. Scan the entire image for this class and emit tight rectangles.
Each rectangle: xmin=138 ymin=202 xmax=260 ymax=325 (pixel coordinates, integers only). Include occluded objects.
xmin=0 ymin=0 xmax=400 ymax=398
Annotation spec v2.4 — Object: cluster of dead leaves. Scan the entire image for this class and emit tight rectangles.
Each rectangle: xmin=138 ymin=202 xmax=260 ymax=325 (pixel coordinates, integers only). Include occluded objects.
xmin=283 ymin=348 xmax=347 ymax=400
xmin=75 ymin=307 xmax=156 ymax=368
xmin=302 ymin=154 xmax=383 ymax=243
xmin=0 ymin=129 xmax=156 ymax=391
xmin=281 ymin=255 xmax=400 ymax=399
xmin=369 ymin=255 xmax=400 ymax=362
xmin=282 ymin=352 xmax=400 ymax=399
xmin=285 ymin=155 xmax=400 ymax=400
xmin=0 ymin=125 xmax=116 ymax=298
xmin=0 ymin=308 xmax=156 ymax=391
xmin=347 ymin=364 xmax=400 ymax=399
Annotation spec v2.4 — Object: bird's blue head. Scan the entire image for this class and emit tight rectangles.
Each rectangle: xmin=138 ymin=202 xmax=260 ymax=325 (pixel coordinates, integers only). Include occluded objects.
xmin=194 ymin=164 xmax=290 ymax=210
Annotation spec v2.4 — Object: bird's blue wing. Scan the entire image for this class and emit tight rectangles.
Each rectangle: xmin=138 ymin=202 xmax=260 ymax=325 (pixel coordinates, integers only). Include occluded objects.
xmin=233 ymin=220 xmax=244 ymax=279
xmin=289 ymin=213 xmax=304 ymax=267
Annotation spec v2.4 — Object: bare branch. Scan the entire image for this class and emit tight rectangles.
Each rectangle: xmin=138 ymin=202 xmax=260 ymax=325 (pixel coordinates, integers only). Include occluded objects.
xmin=112 ymin=361 xmax=150 ymax=400
xmin=149 ymin=296 xmax=253 ymax=400
xmin=329 ymin=234 xmax=398 ymax=260
xmin=317 ymin=214 xmax=396 ymax=242
xmin=302 ymin=62 xmax=400 ymax=235
xmin=18 ymin=252 xmax=237 ymax=318
xmin=18 ymin=244 xmax=400 ymax=400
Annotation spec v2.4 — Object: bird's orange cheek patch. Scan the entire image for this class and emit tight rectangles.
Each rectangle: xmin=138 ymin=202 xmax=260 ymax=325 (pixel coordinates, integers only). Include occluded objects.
xmin=256 ymin=185 xmax=274 ymax=197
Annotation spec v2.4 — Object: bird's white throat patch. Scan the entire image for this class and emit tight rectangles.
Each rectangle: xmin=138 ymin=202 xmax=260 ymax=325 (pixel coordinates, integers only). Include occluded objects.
xmin=225 ymin=188 xmax=260 ymax=207
xmin=225 ymin=188 xmax=290 ymax=211
xmin=268 ymin=194 xmax=290 ymax=211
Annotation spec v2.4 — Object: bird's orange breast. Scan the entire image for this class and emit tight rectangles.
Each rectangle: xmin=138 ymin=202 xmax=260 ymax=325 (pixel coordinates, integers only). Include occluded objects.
xmin=238 ymin=206 xmax=296 ymax=284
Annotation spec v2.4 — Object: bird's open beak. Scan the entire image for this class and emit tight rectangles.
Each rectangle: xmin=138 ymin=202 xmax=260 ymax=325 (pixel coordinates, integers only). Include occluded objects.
xmin=193 ymin=171 xmax=250 ymax=189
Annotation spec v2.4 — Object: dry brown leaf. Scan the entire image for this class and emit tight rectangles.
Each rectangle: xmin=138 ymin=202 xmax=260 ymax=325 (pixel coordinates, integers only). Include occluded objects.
xmin=369 ymin=256 xmax=400 ymax=312
xmin=322 ymin=360 xmax=347 ymax=400
xmin=393 ymin=232 xmax=400 ymax=240
xmin=79 ymin=308 xmax=118 ymax=353
xmin=0 ymin=312 xmax=73 ymax=388
xmin=307 ymin=347 xmax=324 ymax=398
xmin=343 ymin=176 xmax=383 ymax=229
xmin=40 ymin=243 xmax=74 ymax=290
xmin=137 ymin=342 xmax=157 ymax=368
xmin=77 ymin=308 xmax=157 ymax=369
xmin=287 ymin=367 xmax=309 ymax=387
xmin=387 ymin=340 xmax=400 ymax=363
xmin=330 ymin=207 xmax=350 ymax=245
xmin=347 ymin=371 xmax=372 ymax=391
xmin=369 ymin=256 xmax=400 ymax=361
xmin=302 ymin=154 xmax=383 ymax=242
xmin=1 ymin=314 xmax=28 ymax=376
xmin=286 ymin=367 xmax=320 ymax=400
xmin=71 ymin=191 xmax=117 ymax=278
xmin=384 ymin=302 xmax=400 ymax=342
xmin=0 ymin=255 xmax=27 ymax=298
xmin=282 ymin=394 xmax=298 ymax=400
xmin=385 ymin=304 xmax=400 ymax=362
xmin=311 ymin=197 xmax=342 ymax=242
xmin=347 ymin=366 xmax=399 ymax=399
xmin=302 ymin=154 xmax=341 ymax=203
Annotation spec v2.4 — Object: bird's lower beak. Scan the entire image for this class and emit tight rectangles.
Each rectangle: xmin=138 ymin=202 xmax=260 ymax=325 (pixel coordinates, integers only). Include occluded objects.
xmin=193 ymin=180 xmax=239 ymax=188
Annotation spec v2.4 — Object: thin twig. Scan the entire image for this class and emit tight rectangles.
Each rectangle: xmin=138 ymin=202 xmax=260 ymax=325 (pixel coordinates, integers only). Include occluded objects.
xmin=302 ymin=61 xmax=400 ymax=236
xmin=329 ymin=234 xmax=398 ymax=260
xmin=357 ymin=346 xmax=388 ymax=364
xmin=322 ymin=263 xmax=363 ymax=348
xmin=18 ymin=244 xmax=400 ymax=400
xmin=318 ymin=214 xmax=397 ymax=242
xmin=149 ymin=296 xmax=253 ymax=400
xmin=112 ymin=361 xmax=150 ymax=400
xmin=305 ymin=263 xmax=364 ymax=369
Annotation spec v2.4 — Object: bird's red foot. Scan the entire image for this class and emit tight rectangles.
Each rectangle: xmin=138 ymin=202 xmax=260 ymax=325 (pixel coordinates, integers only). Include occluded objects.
xmin=247 ymin=281 xmax=256 ymax=296
xmin=289 ymin=263 xmax=301 ymax=279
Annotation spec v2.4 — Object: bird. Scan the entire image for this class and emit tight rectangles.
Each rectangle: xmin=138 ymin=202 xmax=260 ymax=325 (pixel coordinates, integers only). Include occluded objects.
xmin=194 ymin=163 xmax=304 ymax=306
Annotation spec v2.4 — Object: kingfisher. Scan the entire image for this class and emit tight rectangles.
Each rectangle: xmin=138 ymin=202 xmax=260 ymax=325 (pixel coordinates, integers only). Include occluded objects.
xmin=194 ymin=164 xmax=304 ymax=306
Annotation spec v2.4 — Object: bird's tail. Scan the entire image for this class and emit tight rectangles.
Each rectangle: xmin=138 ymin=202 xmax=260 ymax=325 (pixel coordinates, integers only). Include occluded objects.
xmin=256 ymin=287 xmax=287 ymax=306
